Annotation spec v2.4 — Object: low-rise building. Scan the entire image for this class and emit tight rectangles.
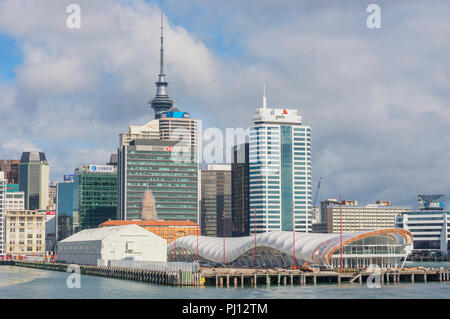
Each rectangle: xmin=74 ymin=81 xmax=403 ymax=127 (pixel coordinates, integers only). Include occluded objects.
xmin=57 ymin=224 xmax=167 ymax=265
xmin=99 ymin=220 xmax=199 ymax=244
xmin=319 ymin=199 xmax=411 ymax=233
xmin=43 ymin=210 xmax=57 ymax=254
xmin=5 ymin=186 xmax=25 ymax=211
xmin=5 ymin=210 xmax=46 ymax=257
xmin=396 ymin=195 xmax=449 ymax=255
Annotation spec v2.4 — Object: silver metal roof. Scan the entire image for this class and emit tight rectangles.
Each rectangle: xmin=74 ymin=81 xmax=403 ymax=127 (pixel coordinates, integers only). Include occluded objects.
xmin=168 ymin=229 xmax=413 ymax=267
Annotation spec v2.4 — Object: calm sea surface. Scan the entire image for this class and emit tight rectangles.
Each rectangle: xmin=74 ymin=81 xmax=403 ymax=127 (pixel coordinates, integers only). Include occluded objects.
xmin=1 ymin=264 xmax=450 ymax=299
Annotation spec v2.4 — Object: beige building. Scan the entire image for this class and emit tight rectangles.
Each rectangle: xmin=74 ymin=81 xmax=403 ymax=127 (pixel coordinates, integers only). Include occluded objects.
xmin=5 ymin=192 xmax=25 ymax=211
xmin=119 ymin=119 xmax=160 ymax=146
xmin=159 ymin=115 xmax=197 ymax=147
xmin=318 ymin=199 xmax=411 ymax=233
xmin=5 ymin=210 xmax=46 ymax=256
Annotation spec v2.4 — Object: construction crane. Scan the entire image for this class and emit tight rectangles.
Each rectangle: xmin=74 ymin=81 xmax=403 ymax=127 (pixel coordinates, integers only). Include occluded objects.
xmin=312 ymin=177 xmax=322 ymax=208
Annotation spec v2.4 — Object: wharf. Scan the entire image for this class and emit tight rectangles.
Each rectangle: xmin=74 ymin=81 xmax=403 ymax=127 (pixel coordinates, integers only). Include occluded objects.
xmin=201 ymin=267 xmax=450 ymax=287
xmin=2 ymin=260 xmax=450 ymax=287
xmin=0 ymin=260 xmax=201 ymax=286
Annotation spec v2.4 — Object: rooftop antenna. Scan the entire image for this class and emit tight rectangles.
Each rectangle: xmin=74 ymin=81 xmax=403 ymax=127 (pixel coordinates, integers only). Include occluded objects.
xmin=262 ymin=83 xmax=267 ymax=109
xmin=160 ymin=11 xmax=164 ymax=76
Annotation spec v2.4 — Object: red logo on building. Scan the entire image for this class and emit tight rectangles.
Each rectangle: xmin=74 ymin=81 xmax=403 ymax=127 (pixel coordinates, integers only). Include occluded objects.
xmin=165 ymin=146 xmax=174 ymax=151
xmin=283 ymin=109 xmax=288 ymax=114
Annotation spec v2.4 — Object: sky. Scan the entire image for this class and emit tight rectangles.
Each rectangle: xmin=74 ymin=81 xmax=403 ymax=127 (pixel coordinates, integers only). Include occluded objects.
xmin=0 ymin=0 xmax=449 ymax=208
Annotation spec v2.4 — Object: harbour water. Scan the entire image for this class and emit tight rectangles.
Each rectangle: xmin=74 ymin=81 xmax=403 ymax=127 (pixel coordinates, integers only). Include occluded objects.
xmin=1 ymin=265 xmax=450 ymax=299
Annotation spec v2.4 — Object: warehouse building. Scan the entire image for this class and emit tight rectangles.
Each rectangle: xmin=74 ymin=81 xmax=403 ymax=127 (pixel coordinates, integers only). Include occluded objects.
xmin=57 ymin=224 xmax=167 ymax=265
xmin=99 ymin=220 xmax=199 ymax=244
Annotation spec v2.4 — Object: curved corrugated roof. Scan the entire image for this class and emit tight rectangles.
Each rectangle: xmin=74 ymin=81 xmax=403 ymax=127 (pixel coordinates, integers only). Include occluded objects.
xmin=168 ymin=229 xmax=413 ymax=267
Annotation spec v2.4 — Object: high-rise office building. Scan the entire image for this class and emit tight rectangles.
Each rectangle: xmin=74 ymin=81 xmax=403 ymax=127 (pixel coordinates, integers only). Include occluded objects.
xmin=249 ymin=90 xmax=312 ymax=233
xmin=0 ymin=172 xmax=6 ymax=257
xmin=108 ymin=154 xmax=118 ymax=167
xmin=73 ymin=164 xmax=117 ymax=232
xmin=231 ymin=143 xmax=250 ymax=237
xmin=19 ymin=152 xmax=49 ymax=210
xmin=0 ymin=160 xmax=20 ymax=184
xmin=200 ymin=165 xmax=232 ymax=237
xmin=56 ymin=178 xmax=74 ymax=241
xmin=118 ymin=139 xmax=198 ymax=222
xmin=117 ymin=16 xmax=198 ymax=223
xmin=159 ymin=109 xmax=197 ymax=147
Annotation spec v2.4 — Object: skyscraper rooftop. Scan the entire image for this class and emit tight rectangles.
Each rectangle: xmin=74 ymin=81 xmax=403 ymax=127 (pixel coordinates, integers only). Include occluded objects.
xmin=20 ymin=151 xmax=47 ymax=163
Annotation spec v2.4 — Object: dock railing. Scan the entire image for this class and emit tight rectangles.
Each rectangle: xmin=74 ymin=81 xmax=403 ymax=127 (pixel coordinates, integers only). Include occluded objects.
xmin=107 ymin=260 xmax=199 ymax=273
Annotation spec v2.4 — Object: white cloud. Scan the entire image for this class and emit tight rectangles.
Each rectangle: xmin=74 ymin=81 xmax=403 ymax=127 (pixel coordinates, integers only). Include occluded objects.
xmin=0 ymin=0 xmax=449 ymax=207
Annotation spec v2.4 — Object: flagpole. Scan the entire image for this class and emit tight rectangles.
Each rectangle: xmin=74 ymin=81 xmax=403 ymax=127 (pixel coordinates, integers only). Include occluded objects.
xmin=223 ymin=209 xmax=225 ymax=265
xmin=339 ymin=194 xmax=343 ymax=271
xmin=293 ymin=204 xmax=296 ymax=269
xmin=254 ymin=208 xmax=257 ymax=268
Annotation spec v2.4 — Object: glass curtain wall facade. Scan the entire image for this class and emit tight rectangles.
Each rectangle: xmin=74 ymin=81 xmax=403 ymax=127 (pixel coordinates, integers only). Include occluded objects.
xmin=73 ymin=170 xmax=117 ymax=232
xmin=231 ymin=143 xmax=250 ymax=237
xmin=200 ymin=166 xmax=232 ymax=237
xmin=249 ymin=108 xmax=312 ymax=234
xmin=19 ymin=152 xmax=49 ymax=210
xmin=57 ymin=182 xmax=74 ymax=241
xmin=118 ymin=139 xmax=198 ymax=222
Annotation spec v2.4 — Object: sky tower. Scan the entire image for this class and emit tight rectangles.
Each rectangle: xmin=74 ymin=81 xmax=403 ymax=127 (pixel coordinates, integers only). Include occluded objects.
xmin=149 ymin=12 xmax=174 ymax=119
